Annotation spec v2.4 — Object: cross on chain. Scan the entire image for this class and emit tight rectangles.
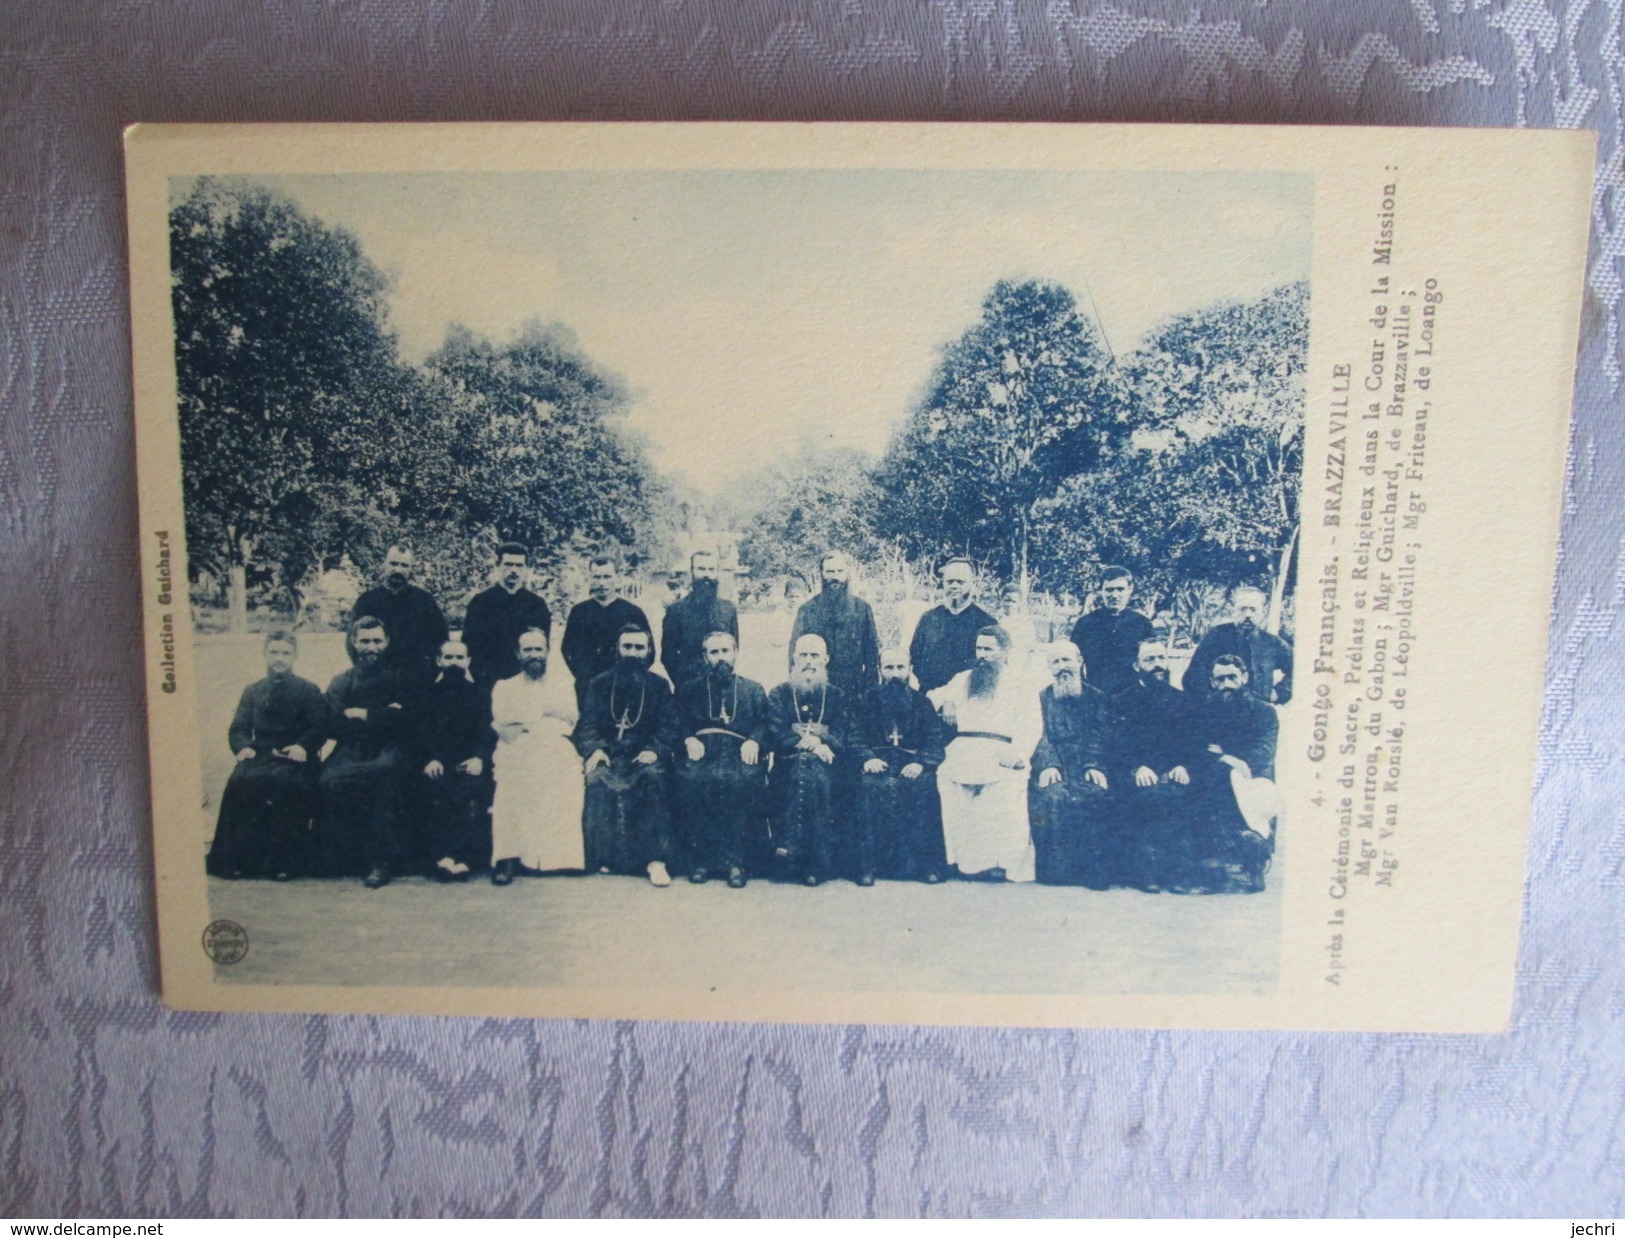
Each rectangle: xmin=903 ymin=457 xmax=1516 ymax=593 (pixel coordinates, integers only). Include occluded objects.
xmin=719 ymin=702 xmax=732 ymax=725
xmin=615 ymin=710 xmax=634 ymax=741
xmin=887 ymin=725 xmax=903 ymax=748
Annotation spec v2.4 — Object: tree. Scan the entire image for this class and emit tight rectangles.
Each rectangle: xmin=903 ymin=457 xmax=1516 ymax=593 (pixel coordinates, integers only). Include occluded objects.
xmin=873 ymin=279 xmax=1123 ymax=594
xmin=1121 ymin=281 xmax=1308 ymax=629
xmin=170 ymin=177 xmax=405 ymax=600
xmin=424 ymin=320 xmax=663 ymax=576
xmin=733 ymin=446 xmax=884 ymax=586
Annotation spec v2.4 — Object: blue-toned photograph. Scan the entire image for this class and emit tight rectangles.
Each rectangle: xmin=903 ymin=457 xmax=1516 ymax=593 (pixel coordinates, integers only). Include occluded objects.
xmin=173 ymin=167 xmax=1311 ymax=996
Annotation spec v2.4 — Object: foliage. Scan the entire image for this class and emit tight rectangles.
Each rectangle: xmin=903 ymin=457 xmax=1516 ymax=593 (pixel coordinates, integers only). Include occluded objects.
xmin=733 ymin=447 xmax=885 ymax=587
xmin=170 ymin=177 xmax=404 ymax=582
xmin=872 ymin=279 xmax=1125 ymax=588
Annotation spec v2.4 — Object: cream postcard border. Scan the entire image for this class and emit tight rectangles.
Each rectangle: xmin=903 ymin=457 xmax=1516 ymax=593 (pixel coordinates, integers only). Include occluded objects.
xmin=126 ymin=122 xmax=1593 ymax=1030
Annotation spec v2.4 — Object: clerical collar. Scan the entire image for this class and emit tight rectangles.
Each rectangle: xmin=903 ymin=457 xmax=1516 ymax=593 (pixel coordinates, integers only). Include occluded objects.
xmin=944 ymin=598 xmax=971 ymax=615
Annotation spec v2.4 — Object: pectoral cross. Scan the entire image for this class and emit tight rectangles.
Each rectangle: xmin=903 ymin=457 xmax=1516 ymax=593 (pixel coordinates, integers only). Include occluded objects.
xmin=719 ymin=702 xmax=732 ymax=725
xmin=887 ymin=725 xmax=903 ymax=748
xmin=615 ymin=710 xmax=634 ymax=741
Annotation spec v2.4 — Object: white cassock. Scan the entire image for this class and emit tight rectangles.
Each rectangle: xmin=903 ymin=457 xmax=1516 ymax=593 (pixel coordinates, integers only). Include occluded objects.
xmin=928 ymin=667 xmax=1043 ymax=882
xmin=490 ymin=667 xmax=585 ymax=871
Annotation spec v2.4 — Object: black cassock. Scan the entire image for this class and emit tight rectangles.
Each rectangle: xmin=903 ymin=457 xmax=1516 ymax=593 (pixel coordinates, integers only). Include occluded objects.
xmin=461 ymin=584 xmax=552 ymax=687
xmin=764 ymin=680 xmax=851 ymax=881
xmin=660 ymin=586 xmax=739 ymax=692
xmin=414 ymin=671 xmax=494 ymax=872
xmin=1107 ymin=676 xmax=1197 ymax=892
xmin=315 ymin=662 xmax=414 ymax=876
xmin=561 ymin=597 xmax=653 ymax=709
xmin=853 ymin=680 xmax=947 ymax=881
xmin=1029 ymin=684 xmax=1117 ymax=887
xmin=672 ymin=669 xmax=769 ymax=877
xmin=1183 ymin=690 xmax=1279 ymax=893
xmin=350 ymin=584 xmax=449 ymax=684
xmin=207 ymin=673 xmax=326 ymax=879
xmin=575 ymin=665 xmax=674 ymax=875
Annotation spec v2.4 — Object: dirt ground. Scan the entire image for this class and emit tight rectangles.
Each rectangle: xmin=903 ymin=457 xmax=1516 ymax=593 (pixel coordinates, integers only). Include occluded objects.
xmin=195 ymin=626 xmax=1280 ymax=997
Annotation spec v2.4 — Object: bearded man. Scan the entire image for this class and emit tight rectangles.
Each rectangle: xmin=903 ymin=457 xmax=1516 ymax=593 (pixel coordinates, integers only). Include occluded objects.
xmin=207 ymin=630 xmax=325 ymax=881
xmin=461 ymin=542 xmax=553 ymax=687
xmin=766 ymin=634 xmax=852 ymax=885
xmin=316 ymin=616 xmax=414 ymax=887
xmin=673 ymin=630 xmax=768 ymax=887
xmin=1029 ymin=642 xmax=1116 ymax=887
xmin=415 ymin=640 xmax=492 ymax=881
xmin=576 ymin=625 xmax=676 ymax=886
xmin=489 ymin=626 xmax=584 ymax=885
xmin=349 ymin=543 xmax=449 ymax=683
xmin=1108 ymin=638 xmax=1196 ymax=892
xmin=789 ymin=551 xmax=880 ymax=698
xmin=855 ymin=648 xmax=948 ymax=884
xmin=907 ymin=558 xmax=998 ymax=694
xmin=662 ymin=551 xmax=739 ymax=691
xmin=1184 ymin=654 xmax=1280 ymax=893
xmin=928 ymin=624 xmax=1042 ymax=883
xmin=1185 ymin=585 xmax=1293 ymax=704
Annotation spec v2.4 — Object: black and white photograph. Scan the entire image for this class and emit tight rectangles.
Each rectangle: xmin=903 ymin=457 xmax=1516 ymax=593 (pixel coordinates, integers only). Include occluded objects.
xmin=161 ymin=152 xmax=1310 ymax=1001
xmin=125 ymin=122 xmax=1588 ymax=1027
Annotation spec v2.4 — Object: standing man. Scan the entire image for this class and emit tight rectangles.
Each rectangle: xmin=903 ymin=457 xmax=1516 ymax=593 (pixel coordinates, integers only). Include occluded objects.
xmin=661 ymin=550 xmax=739 ymax=691
xmin=908 ymin=558 xmax=998 ymax=695
xmin=766 ymin=634 xmax=852 ymax=886
xmin=1068 ymin=566 xmax=1154 ymax=698
xmin=789 ymin=551 xmax=880 ymax=698
xmin=561 ymin=556 xmax=653 ymax=708
xmin=1107 ymin=638 xmax=1196 ymax=892
xmin=206 ymin=630 xmax=326 ymax=881
xmin=1184 ymin=585 xmax=1293 ymax=704
xmin=415 ymin=639 xmax=492 ymax=881
xmin=1029 ymin=642 xmax=1115 ymax=887
xmin=854 ymin=647 xmax=948 ymax=884
xmin=315 ymin=616 xmax=414 ymax=888
xmin=489 ymin=627 xmax=584 ymax=885
xmin=350 ymin=543 xmax=449 ymax=683
xmin=576 ymin=625 xmax=676 ymax=886
xmin=1184 ymin=654 xmax=1279 ymax=893
xmin=928 ymin=624 xmax=1042 ymax=883
xmin=672 ymin=630 xmax=770 ymax=887
xmin=461 ymin=542 xmax=553 ymax=688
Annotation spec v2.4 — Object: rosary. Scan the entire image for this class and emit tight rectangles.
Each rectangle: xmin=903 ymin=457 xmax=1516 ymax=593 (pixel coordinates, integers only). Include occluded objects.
xmin=610 ymin=679 xmax=647 ymax=742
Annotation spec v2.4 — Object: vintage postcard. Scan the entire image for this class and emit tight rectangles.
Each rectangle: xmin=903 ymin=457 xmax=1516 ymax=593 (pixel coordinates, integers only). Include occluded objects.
xmin=126 ymin=123 xmax=1591 ymax=1029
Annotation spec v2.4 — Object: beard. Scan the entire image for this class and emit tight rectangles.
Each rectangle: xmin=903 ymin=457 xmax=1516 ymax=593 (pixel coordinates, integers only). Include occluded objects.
xmin=707 ymin=659 xmax=736 ymax=683
xmin=1052 ymin=669 xmax=1082 ymax=698
xmin=691 ymin=577 xmax=718 ymax=599
xmin=385 ymin=571 xmax=408 ymax=591
xmin=821 ymin=579 xmax=848 ymax=601
xmin=1140 ymin=666 xmax=1170 ymax=687
xmin=879 ymin=676 xmax=911 ymax=703
xmin=1237 ymin=618 xmax=1257 ymax=635
xmin=616 ymin=653 xmax=647 ymax=679
xmin=354 ymin=649 xmax=383 ymax=670
xmin=794 ymin=666 xmax=828 ymax=690
xmin=1216 ymin=686 xmax=1239 ymax=703
xmin=521 ymin=654 xmax=549 ymax=678
xmin=968 ymin=658 xmax=1001 ymax=699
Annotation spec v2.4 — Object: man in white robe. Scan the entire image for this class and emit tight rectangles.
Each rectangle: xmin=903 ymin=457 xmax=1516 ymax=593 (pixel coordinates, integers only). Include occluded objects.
xmin=928 ymin=623 xmax=1042 ymax=882
xmin=489 ymin=626 xmax=585 ymax=884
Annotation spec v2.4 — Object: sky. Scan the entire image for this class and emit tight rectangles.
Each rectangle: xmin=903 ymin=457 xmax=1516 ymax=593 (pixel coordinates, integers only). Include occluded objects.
xmin=229 ymin=168 xmax=1312 ymax=494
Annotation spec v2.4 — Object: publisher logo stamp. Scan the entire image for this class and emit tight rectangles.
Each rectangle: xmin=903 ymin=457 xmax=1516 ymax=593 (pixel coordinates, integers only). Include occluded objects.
xmin=202 ymin=919 xmax=249 ymax=965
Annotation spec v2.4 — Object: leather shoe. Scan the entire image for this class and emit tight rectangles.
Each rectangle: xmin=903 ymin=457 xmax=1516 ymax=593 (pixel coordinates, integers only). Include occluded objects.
xmin=363 ymin=866 xmax=390 ymax=889
xmin=491 ymin=858 xmax=516 ymax=887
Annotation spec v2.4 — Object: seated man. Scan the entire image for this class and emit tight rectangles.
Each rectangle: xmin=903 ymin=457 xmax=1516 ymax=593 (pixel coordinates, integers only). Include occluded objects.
xmin=1108 ymin=639 xmax=1196 ymax=892
xmin=416 ymin=639 xmax=492 ymax=881
xmin=489 ymin=626 xmax=583 ymax=885
xmin=673 ymin=630 xmax=769 ymax=888
xmin=854 ymin=647 xmax=947 ymax=884
xmin=1029 ymin=641 xmax=1115 ymax=887
xmin=765 ymin=634 xmax=852 ymax=886
xmin=929 ymin=624 xmax=1041 ymax=883
xmin=1183 ymin=653 xmax=1279 ymax=894
xmin=316 ymin=616 xmax=414 ymax=888
xmin=576 ymin=624 xmax=676 ymax=886
xmin=206 ymin=630 xmax=325 ymax=881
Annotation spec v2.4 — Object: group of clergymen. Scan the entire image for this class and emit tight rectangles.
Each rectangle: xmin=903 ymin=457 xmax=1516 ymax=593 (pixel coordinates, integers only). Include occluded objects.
xmin=206 ymin=540 xmax=1293 ymax=895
